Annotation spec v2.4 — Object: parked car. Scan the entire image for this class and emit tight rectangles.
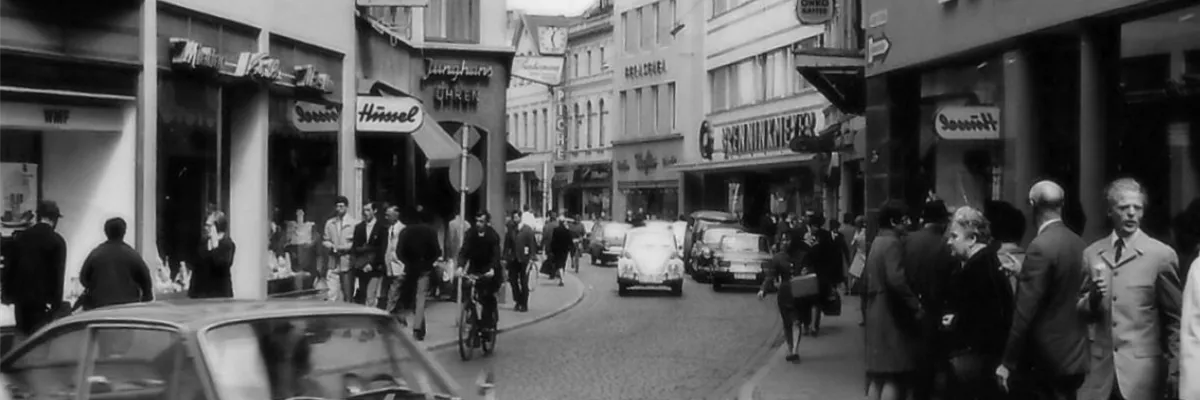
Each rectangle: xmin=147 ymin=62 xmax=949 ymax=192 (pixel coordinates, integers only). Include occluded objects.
xmin=588 ymin=222 xmax=633 ymax=265
xmin=681 ymin=211 xmax=742 ymax=273
xmin=710 ymin=232 xmax=772 ymax=291
xmin=0 ymin=299 xmax=469 ymax=400
xmin=616 ymin=227 xmax=685 ymax=296
xmin=690 ymin=224 xmax=745 ymax=282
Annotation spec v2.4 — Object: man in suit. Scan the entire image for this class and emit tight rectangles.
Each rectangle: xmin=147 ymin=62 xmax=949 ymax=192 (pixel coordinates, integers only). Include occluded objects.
xmin=996 ymin=180 xmax=1090 ymax=399
xmin=399 ymin=207 xmax=442 ymax=341
xmin=1 ymin=200 xmax=67 ymax=337
xmin=1079 ymin=178 xmax=1183 ymax=400
xmin=904 ymin=200 xmax=956 ymax=400
xmin=806 ymin=213 xmax=841 ymax=336
xmin=351 ymin=202 xmax=389 ymax=306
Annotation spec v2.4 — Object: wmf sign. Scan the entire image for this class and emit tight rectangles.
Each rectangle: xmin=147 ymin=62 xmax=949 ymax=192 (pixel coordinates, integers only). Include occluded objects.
xmin=795 ymin=0 xmax=834 ymax=25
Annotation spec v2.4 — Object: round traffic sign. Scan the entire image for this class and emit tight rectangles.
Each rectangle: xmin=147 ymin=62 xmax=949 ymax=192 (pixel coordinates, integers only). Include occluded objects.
xmin=449 ymin=154 xmax=484 ymax=193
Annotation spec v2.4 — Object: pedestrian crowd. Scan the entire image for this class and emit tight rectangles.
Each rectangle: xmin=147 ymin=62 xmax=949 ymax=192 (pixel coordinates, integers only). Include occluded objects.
xmin=848 ymin=177 xmax=1199 ymax=400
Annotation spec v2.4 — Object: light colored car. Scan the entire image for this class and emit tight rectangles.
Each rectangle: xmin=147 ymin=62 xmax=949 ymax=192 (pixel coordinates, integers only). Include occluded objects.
xmin=670 ymin=221 xmax=688 ymax=252
xmin=588 ymin=222 xmax=633 ymax=265
xmin=710 ymin=232 xmax=772 ymax=291
xmin=691 ymin=225 xmax=745 ymax=281
xmin=616 ymin=227 xmax=685 ymax=296
xmin=1 ymin=300 xmax=472 ymax=400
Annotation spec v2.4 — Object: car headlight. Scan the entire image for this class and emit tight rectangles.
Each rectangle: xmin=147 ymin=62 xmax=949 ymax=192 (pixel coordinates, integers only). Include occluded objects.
xmin=667 ymin=259 xmax=684 ymax=274
xmin=701 ymin=247 xmax=713 ymax=258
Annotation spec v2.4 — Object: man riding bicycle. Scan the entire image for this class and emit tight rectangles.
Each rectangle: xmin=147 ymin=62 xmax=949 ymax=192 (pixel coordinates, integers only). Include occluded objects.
xmin=456 ymin=210 xmax=503 ymax=333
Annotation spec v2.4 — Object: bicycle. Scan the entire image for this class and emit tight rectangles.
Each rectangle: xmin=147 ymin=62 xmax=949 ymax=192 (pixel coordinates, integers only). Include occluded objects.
xmin=457 ymin=272 xmax=497 ymax=361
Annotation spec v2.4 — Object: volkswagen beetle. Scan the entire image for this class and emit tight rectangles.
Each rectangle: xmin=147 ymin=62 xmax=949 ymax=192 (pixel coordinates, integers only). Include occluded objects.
xmin=616 ymin=227 xmax=685 ymax=296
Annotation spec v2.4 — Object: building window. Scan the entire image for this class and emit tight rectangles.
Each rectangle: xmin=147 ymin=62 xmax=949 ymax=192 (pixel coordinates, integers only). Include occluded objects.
xmin=573 ymin=53 xmax=580 ymax=78
xmin=651 ymin=85 xmax=661 ymax=134
xmin=586 ymin=101 xmax=595 ymax=148
xmin=641 ymin=7 xmax=655 ymax=49
xmin=586 ymin=50 xmax=593 ymax=76
xmin=573 ymin=103 xmax=582 ymax=149
xmin=425 ymin=0 xmax=480 ymax=43
xmin=622 ymin=12 xmax=634 ymax=53
xmin=599 ymin=98 xmax=607 ymax=146
xmin=522 ymin=112 xmax=529 ymax=148
xmin=709 ymin=69 xmax=727 ymax=111
xmin=669 ymin=0 xmax=677 ymax=26
xmin=599 ymin=47 xmax=607 ymax=70
xmin=542 ymin=108 xmax=550 ymax=150
xmin=640 ymin=88 xmax=653 ymax=136
xmin=667 ymin=83 xmax=676 ymax=131
xmin=653 ymin=3 xmax=663 ymax=45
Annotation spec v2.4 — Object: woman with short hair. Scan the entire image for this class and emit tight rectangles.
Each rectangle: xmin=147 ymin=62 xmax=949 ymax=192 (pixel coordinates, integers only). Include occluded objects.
xmin=189 ymin=211 xmax=237 ymax=298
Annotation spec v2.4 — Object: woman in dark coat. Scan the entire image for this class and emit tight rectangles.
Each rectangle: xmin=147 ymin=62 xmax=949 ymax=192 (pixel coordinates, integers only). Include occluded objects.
xmin=758 ymin=230 xmax=815 ymax=362
xmin=189 ymin=211 xmax=236 ymax=298
xmin=863 ymin=200 xmax=922 ymax=400
xmin=941 ymin=206 xmax=1014 ymax=400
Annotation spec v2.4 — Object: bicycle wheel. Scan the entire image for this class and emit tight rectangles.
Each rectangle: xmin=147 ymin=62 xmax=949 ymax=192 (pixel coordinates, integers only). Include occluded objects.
xmin=481 ymin=309 xmax=497 ymax=356
xmin=457 ymin=305 xmax=476 ymax=361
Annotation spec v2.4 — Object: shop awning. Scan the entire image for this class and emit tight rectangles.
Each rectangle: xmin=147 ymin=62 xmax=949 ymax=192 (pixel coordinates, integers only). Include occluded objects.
xmin=426 ymin=122 xmax=528 ymax=169
xmin=416 ymin=115 xmax=463 ymax=169
xmin=507 ymin=151 xmax=551 ymax=180
xmin=672 ymin=152 xmax=816 ymax=174
xmin=794 ymin=47 xmax=865 ymax=116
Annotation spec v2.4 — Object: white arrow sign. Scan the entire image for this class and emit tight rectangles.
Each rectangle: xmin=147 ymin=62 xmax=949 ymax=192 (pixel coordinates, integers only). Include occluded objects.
xmin=867 ymin=35 xmax=891 ymax=65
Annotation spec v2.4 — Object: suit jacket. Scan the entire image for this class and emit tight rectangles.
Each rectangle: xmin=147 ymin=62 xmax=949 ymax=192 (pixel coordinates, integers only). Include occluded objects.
xmin=79 ymin=240 xmax=153 ymax=310
xmin=1001 ymin=220 xmax=1090 ymax=376
xmin=1181 ymin=258 xmax=1200 ymax=400
xmin=1079 ymin=230 xmax=1183 ymax=400
xmin=352 ymin=219 xmax=389 ymax=276
xmin=904 ymin=225 xmax=955 ymax=316
xmin=2 ymin=223 xmax=66 ymax=306
xmin=399 ymin=223 xmax=442 ymax=277
xmin=514 ymin=226 xmax=538 ymax=264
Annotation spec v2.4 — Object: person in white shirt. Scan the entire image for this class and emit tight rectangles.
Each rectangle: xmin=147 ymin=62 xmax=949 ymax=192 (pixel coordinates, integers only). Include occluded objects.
xmin=383 ymin=205 xmax=406 ymax=314
xmin=1183 ymin=257 xmax=1199 ymax=400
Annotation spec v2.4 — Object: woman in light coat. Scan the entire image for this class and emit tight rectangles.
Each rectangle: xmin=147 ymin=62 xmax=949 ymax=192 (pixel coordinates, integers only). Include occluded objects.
xmin=863 ymin=200 xmax=922 ymax=400
xmin=1182 ymin=256 xmax=1199 ymax=400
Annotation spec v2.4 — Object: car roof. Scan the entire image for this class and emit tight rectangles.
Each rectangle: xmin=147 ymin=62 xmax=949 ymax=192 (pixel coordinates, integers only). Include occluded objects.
xmin=689 ymin=210 xmax=739 ymax=222
xmin=703 ymin=223 xmax=744 ymax=232
xmin=44 ymin=299 xmax=389 ymax=332
xmin=726 ymin=232 xmax=765 ymax=239
xmin=626 ymin=226 xmax=674 ymax=236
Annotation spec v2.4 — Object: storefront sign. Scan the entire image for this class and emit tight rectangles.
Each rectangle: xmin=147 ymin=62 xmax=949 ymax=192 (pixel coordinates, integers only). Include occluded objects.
xmin=796 ymin=0 xmax=834 ymax=25
xmin=698 ymin=121 xmax=715 ymax=160
xmin=355 ymin=96 xmax=423 ymax=133
xmin=169 ymin=38 xmax=224 ymax=71
xmin=512 ymin=56 xmax=565 ymax=86
xmin=625 ymin=60 xmax=666 ymax=79
xmin=169 ymin=38 xmax=335 ymax=93
xmin=722 ymin=112 xmax=820 ymax=157
xmin=634 ymin=151 xmax=659 ymax=174
xmin=234 ymin=52 xmax=282 ymax=82
xmin=933 ymin=106 xmax=1000 ymax=140
xmin=293 ymin=65 xmax=336 ymax=94
xmin=867 ymin=34 xmax=892 ymax=66
xmin=0 ymin=102 xmax=124 ymax=132
xmin=616 ymin=160 xmax=630 ymax=172
xmin=291 ymin=101 xmax=341 ymax=132
xmin=421 ymin=59 xmax=491 ymax=110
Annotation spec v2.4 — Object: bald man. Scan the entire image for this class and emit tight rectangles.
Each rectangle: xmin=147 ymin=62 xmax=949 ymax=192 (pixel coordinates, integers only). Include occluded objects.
xmin=995 ymin=181 xmax=1090 ymax=400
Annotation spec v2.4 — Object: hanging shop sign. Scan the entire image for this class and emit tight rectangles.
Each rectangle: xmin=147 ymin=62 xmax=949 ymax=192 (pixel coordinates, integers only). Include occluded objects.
xmin=555 ymin=98 xmax=568 ymax=160
xmin=933 ymin=106 xmax=1000 ymax=140
xmin=168 ymin=38 xmax=334 ymax=93
xmin=291 ymin=101 xmax=341 ymax=132
xmin=537 ymin=26 xmax=568 ymax=56
xmin=512 ymin=56 xmax=566 ymax=86
xmin=722 ymin=111 xmax=820 ymax=157
xmin=355 ymin=96 xmax=423 ymax=133
xmin=625 ymin=60 xmax=666 ymax=79
xmin=698 ymin=121 xmax=715 ymax=160
xmin=795 ymin=0 xmax=834 ymax=25
xmin=421 ymin=59 xmax=492 ymax=110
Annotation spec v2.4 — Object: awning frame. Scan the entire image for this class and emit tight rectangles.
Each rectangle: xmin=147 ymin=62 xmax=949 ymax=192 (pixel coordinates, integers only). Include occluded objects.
xmin=793 ymin=47 xmax=866 ymax=116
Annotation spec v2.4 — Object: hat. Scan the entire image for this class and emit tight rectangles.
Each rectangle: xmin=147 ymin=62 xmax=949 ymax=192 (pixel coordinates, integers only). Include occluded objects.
xmin=921 ymin=200 xmax=950 ymax=223
xmin=37 ymin=200 xmax=63 ymax=219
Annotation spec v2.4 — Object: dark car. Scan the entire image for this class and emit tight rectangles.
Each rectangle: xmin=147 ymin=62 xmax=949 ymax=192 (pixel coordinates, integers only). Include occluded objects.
xmin=681 ymin=211 xmax=741 ymax=273
xmin=709 ymin=232 xmax=772 ymax=291
xmin=689 ymin=224 xmax=745 ymax=282
xmin=1 ymin=300 xmax=467 ymax=400
xmin=588 ymin=222 xmax=633 ymax=265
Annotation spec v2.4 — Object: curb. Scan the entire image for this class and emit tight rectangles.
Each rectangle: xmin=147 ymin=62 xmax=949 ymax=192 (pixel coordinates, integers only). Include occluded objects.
xmin=424 ymin=272 xmax=588 ymax=352
xmin=736 ymin=317 xmax=787 ymax=400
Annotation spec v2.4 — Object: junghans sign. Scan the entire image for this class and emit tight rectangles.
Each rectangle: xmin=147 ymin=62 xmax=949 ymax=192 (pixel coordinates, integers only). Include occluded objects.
xmin=722 ymin=111 xmax=819 ymax=157
xmin=421 ymin=58 xmax=492 ymax=110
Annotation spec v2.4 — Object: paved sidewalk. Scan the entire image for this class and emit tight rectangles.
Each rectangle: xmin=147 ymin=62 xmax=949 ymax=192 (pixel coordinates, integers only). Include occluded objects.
xmin=741 ymin=295 xmax=866 ymax=400
xmin=418 ymin=271 xmax=587 ymax=352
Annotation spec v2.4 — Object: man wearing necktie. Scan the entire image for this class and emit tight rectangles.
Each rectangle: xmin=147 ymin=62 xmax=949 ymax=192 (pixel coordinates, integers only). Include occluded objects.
xmin=1079 ymin=178 xmax=1184 ymax=400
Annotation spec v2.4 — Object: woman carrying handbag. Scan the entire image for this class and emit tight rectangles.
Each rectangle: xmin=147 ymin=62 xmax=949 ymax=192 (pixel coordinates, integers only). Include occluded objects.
xmin=758 ymin=231 xmax=821 ymax=363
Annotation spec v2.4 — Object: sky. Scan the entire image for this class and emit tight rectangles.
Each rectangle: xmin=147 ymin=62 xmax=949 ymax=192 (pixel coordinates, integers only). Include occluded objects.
xmin=507 ymin=0 xmax=594 ymax=16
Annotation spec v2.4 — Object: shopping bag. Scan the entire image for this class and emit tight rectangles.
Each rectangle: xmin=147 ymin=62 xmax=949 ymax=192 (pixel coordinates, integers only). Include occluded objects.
xmin=848 ymin=251 xmax=866 ymax=278
xmin=789 ymin=273 xmax=820 ymax=298
xmin=539 ymin=258 xmax=556 ymax=276
xmin=497 ymin=282 xmax=509 ymax=305
xmin=822 ymin=290 xmax=842 ymax=316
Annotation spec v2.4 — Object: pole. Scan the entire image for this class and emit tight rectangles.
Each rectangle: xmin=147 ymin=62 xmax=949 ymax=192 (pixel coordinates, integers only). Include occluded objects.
xmin=457 ymin=126 xmax=469 ymax=308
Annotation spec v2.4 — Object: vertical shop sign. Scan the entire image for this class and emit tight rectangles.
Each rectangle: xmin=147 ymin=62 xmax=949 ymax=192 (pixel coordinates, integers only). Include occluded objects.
xmin=554 ymin=89 xmax=568 ymax=160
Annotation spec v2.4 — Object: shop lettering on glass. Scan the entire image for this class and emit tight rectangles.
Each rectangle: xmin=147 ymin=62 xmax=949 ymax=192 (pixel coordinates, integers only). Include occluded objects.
xmin=421 ymin=59 xmax=493 ymax=110
xmin=43 ymin=109 xmax=69 ymax=124
xmin=933 ymin=106 xmax=1001 ymax=140
xmin=624 ymin=60 xmax=666 ymax=79
xmin=722 ymin=112 xmax=818 ymax=157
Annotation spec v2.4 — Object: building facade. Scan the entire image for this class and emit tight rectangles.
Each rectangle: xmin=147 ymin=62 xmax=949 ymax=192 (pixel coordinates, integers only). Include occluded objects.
xmin=861 ymin=0 xmax=1199 ymax=253
xmin=611 ymin=0 xmax=704 ymax=220
xmin=673 ymin=0 xmax=847 ymax=230
xmin=0 ymin=0 xmax=512 ymax=304
xmin=557 ymin=1 xmax=616 ymax=219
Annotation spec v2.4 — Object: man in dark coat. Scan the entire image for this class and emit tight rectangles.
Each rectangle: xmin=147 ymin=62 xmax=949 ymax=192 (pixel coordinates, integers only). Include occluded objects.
xmin=548 ymin=216 xmax=574 ymax=286
xmin=457 ymin=211 xmax=503 ymax=333
xmin=903 ymin=200 xmax=956 ymax=400
xmin=398 ymin=208 xmax=442 ymax=341
xmin=508 ymin=214 xmax=539 ymax=312
xmin=79 ymin=217 xmax=153 ymax=310
xmin=350 ymin=202 xmax=389 ymax=306
xmin=804 ymin=214 xmax=841 ymax=336
xmin=996 ymin=180 xmax=1090 ymax=399
xmin=1 ymin=200 xmax=67 ymax=337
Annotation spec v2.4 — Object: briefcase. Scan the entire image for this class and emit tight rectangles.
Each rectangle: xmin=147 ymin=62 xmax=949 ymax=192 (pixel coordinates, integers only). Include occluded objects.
xmin=789 ymin=273 xmax=820 ymax=298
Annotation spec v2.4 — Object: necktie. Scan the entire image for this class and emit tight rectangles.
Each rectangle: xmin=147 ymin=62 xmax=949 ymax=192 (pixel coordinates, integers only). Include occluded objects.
xmin=1114 ymin=238 xmax=1125 ymax=263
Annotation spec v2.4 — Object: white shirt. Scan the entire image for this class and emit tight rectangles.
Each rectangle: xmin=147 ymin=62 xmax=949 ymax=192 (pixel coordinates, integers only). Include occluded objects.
xmin=1037 ymin=218 xmax=1062 ymax=235
xmin=386 ymin=222 xmax=405 ymax=276
xmin=1181 ymin=257 xmax=1200 ymax=400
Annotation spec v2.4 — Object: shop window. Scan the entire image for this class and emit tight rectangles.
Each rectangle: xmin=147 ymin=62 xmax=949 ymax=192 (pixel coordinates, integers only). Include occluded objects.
xmin=622 ymin=13 xmax=634 ymax=53
xmin=599 ymin=99 xmax=608 ymax=146
xmin=425 ymin=0 xmax=481 ymax=43
xmin=651 ymin=85 xmax=661 ymax=134
xmin=542 ymin=108 xmax=550 ymax=150
xmin=1187 ymin=50 xmax=1200 ymax=74
xmin=641 ymin=7 xmax=655 ymax=49
xmin=1120 ymin=54 xmax=1170 ymax=92
xmin=0 ymin=131 xmax=42 ymax=238
xmin=667 ymin=84 xmax=677 ymax=131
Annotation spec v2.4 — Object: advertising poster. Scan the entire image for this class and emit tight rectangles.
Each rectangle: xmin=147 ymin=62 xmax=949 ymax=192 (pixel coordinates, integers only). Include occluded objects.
xmin=1 ymin=163 xmax=39 ymax=237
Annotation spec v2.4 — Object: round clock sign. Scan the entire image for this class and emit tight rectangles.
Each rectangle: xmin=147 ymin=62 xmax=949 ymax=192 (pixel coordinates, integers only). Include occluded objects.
xmin=795 ymin=0 xmax=834 ymax=25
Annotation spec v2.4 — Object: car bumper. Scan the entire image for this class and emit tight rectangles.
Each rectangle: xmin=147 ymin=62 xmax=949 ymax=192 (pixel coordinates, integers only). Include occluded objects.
xmin=617 ymin=274 xmax=685 ymax=287
xmin=711 ymin=270 xmax=765 ymax=284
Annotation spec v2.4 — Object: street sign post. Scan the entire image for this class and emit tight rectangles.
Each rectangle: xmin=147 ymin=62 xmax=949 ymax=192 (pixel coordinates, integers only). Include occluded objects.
xmin=455 ymin=125 xmax=470 ymax=308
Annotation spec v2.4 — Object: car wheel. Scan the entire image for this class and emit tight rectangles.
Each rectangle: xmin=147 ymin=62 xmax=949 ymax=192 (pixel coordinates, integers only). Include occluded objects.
xmin=712 ymin=281 xmax=723 ymax=292
xmin=670 ymin=283 xmax=683 ymax=297
xmin=618 ymin=284 xmax=628 ymax=296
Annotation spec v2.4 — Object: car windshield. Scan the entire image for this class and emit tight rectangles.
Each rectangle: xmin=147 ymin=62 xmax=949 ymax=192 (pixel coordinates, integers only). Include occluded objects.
xmin=625 ymin=231 xmax=675 ymax=251
xmin=201 ymin=314 xmax=454 ymax=400
xmin=703 ymin=229 xmax=741 ymax=246
xmin=721 ymin=235 xmax=769 ymax=253
xmin=603 ymin=223 xmax=631 ymax=239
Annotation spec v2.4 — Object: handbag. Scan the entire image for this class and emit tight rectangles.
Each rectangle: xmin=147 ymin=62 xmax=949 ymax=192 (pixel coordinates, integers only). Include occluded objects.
xmin=822 ymin=290 xmax=842 ymax=316
xmin=789 ymin=273 xmax=820 ymax=298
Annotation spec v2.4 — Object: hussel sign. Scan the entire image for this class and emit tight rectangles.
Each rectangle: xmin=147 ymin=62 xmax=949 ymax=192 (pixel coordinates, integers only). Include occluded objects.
xmin=933 ymin=106 xmax=1000 ymax=140
xmin=356 ymin=96 xmax=423 ymax=133
xmin=291 ymin=101 xmax=340 ymax=132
